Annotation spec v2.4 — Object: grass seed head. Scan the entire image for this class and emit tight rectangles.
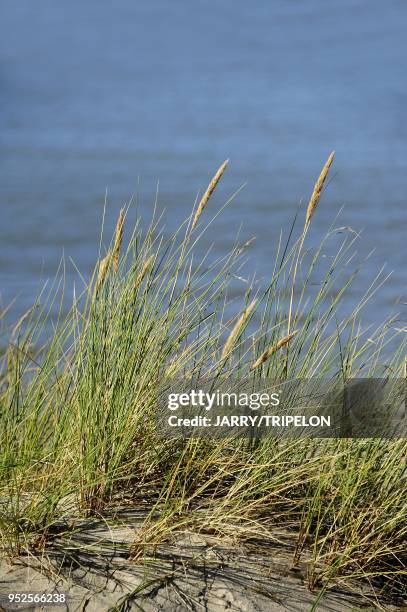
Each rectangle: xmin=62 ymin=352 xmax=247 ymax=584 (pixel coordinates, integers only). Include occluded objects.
xmin=113 ymin=208 xmax=125 ymax=271
xmin=191 ymin=159 xmax=229 ymax=231
xmin=135 ymin=255 xmax=154 ymax=292
xmin=305 ymin=151 xmax=335 ymax=228
xmin=96 ymin=251 xmax=112 ymax=291
xmin=221 ymin=299 xmax=256 ymax=360
xmin=251 ymin=330 xmax=298 ymax=370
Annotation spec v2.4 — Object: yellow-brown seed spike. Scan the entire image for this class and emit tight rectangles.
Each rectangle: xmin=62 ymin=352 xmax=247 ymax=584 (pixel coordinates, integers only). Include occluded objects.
xmin=6 ymin=344 xmax=14 ymax=376
xmin=191 ymin=160 xmax=229 ymax=231
xmin=305 ymin=151 xmax=335 ymax=228
xmin=251 ymin=330 xmax=298 ymax=371
xmin=96 ymin=251 xmax=112 ymax=291
xmin=221 ymin=299 xmax=256 ymax=360
xmin=135 ymin=255 xmax=154 ymax=292
xmin=113 ymin=208 xmax=125 ymax=272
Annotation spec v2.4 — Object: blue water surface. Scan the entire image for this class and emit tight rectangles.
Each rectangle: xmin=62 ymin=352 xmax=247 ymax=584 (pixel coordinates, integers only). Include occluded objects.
xmin=0 ymin=0 xmax=406 ymax=331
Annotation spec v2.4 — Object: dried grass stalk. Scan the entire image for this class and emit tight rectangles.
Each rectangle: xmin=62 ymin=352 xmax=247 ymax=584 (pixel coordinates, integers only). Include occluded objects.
xmin=236 ymin=236 xmax=256 ymax=256
xmin=251 ymin=330 xmax=298 ymax=370
xmin=96 ymin=251 xmax=112 ymax=291
xmin=113 ymin=208 xmax=125 ymax=271
xmin=221 ymin=299 xmax=256 ymax=360
xmin=135 ymin=255 xmax=154 ymax=291
xmin=191 ymin=159 xmax=229 ymax=231
xmin=305 ymin=151 xmax=335 ymax=227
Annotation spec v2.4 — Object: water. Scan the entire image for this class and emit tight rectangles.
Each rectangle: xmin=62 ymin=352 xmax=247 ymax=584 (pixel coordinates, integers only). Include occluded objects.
xmin=1 ymin=0 xmax=406 ymax=332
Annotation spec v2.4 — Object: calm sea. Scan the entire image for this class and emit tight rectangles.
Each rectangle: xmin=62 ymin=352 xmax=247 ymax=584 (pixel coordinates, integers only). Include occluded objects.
xmin=1 ymin=0 xmax=406 ymax=331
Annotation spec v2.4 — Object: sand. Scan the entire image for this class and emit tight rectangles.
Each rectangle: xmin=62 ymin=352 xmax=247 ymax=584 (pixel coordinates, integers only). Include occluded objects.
xmin=0 ymin=511 xmax=405 ymax=612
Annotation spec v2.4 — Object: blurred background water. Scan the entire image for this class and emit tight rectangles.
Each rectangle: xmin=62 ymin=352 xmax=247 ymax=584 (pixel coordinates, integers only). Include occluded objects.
xmin=0 ymin=0 xmax=406 ymax=331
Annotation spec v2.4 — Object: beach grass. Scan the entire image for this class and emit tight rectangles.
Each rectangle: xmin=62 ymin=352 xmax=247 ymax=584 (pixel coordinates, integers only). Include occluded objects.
xmin=0 ymin=158 xmax=406 ymax=603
